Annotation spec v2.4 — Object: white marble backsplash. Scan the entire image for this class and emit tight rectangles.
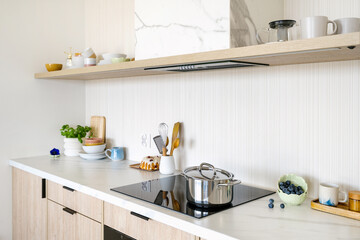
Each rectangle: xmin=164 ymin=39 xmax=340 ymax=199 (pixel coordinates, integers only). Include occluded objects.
xmin=135 ymin=0 xmax=284 ymax=60
xmin=135 ymin=0 xmax=230 ymax=60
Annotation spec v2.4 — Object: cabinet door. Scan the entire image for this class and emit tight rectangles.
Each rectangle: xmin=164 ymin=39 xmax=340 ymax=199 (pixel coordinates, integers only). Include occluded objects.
xmin=104 ymin=202 xmax=196 ymax=240
xmin=48 ymin=200 xmax=76 ymax=240
xmin=76 ymin=212 xmax=102 ymax=240
xmin=12 ymin=168 xmax=47 ymax=240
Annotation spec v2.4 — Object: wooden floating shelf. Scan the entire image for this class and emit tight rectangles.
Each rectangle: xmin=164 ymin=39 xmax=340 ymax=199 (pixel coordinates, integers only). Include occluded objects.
xmin=35 ymin=32 xmax=360 ymax=81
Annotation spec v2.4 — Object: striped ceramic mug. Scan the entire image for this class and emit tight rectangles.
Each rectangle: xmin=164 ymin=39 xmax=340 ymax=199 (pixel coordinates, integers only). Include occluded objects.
xmin=319 ymin=183 xmax=347 ymax=206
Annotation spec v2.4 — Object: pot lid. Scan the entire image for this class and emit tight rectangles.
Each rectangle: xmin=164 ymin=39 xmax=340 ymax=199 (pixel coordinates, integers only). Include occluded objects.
xmin=183 ymin=163 xmax=234 ymax=181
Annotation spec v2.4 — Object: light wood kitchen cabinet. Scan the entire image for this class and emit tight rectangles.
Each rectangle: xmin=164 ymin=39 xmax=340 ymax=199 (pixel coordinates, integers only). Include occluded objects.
xmin=12 ymin=168 xmax=200 ymax=240
xmin=48 ymin=200 xmax=102 ymax=240
xmin=48 ymin=180 xmax=103 ymax=222
xmin=104 ymin=202 xmax=196 ymax=240
xmin=12 ymin=168 xmax=47 ymax=240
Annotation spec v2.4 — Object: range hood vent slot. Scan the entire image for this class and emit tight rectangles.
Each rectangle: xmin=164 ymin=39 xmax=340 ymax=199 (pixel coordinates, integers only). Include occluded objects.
xmin=144 ymin=60 xmax=268 ymax=72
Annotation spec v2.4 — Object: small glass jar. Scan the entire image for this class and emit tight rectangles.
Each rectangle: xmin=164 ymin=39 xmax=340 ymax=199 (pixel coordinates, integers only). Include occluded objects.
xmin=349 ymin=191 xmax=360 ymax=212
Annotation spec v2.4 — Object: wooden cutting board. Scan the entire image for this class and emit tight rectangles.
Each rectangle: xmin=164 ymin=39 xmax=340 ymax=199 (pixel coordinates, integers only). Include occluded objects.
xmin=90 ymin=116 xmax=106 ymax=143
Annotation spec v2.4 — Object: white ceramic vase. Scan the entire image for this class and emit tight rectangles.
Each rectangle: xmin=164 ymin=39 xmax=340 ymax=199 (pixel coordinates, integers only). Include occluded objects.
xmin=64 ymin=138 xmax=82 ymax=156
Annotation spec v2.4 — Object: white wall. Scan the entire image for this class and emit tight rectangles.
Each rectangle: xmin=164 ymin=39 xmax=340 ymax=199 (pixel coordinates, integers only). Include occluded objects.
xmin=0 ymin=0 xmax=85 ymax=238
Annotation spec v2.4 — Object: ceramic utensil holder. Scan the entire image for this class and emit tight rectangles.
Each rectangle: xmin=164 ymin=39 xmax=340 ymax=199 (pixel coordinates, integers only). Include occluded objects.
xmin=160 ymin=156 xmax=175 ymax=175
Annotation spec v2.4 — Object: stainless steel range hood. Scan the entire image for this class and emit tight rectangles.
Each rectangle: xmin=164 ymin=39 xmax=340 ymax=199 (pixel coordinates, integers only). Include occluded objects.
xmin=144 ymin=60 xmax=268 ymax=72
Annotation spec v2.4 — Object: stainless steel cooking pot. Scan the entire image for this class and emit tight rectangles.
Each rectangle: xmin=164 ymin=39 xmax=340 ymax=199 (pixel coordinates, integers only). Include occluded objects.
xmin=181 ymin=163 xmax=241 ymax=207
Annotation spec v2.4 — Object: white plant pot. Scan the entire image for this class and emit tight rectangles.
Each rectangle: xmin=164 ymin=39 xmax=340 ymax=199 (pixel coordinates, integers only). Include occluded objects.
xmin=63 ymin=138 xmax=82 ymax=156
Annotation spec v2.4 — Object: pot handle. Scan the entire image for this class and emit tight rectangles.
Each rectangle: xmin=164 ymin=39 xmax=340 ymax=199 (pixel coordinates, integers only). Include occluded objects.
xmin=199 ymin=162 xmax=216 ymax=180
xmin=217 ymin=179 xmax=242 ymax=188
xmin=180 ymin=172 xmax=189 ymax=180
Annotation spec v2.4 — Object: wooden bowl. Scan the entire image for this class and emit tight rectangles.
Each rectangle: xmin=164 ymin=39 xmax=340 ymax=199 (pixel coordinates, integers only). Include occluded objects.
xmin=45 ymin=64 xmax=63 ymax=72
xmin=84 ymin=138 xmax=104 ymax=146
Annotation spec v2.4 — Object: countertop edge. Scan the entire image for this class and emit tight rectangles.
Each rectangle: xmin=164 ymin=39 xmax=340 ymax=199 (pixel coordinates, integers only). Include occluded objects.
xmin=9 ymin=159 xmax=239 ymax=240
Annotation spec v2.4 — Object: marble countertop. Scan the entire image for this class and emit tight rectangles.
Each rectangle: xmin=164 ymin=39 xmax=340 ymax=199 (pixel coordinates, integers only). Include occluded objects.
xmin=9 ymin=156 xmax=360 ymax=240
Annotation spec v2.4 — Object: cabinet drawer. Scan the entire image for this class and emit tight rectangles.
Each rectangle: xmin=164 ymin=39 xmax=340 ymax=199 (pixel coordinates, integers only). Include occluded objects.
xmin=47 ymin=181 xmax=102 ymax=222
xmin=104 ymin=202 xmax=195 ymax=240
xmin=48 ymin=200 xmax=101 ymax=240
xmin=48 ymin=181 xmax=76 ymax=209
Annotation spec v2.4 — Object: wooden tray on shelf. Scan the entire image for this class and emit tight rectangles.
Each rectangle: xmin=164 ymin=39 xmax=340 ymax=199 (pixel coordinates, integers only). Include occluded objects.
xmin=311 ymin=199 xmax=360 ymax=220
xmin=129 ymin=163 xmax=158 ymax=172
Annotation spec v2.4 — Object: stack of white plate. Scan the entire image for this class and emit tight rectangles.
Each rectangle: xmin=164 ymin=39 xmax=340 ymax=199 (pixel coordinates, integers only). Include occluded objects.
xmin=79 ymin=144 xmax=106 ymax=160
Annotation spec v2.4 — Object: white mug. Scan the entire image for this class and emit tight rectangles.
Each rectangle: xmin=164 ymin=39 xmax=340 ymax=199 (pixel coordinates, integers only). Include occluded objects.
xmin=159 ymin=156 xmax=175 ymax=175
xmin=335 ymin=17 xmax=360 ymax=34
xmin=301 ymin=16 xmax=337 ymax=39
xmin=319 ymin=183 xmax=347 ymax=206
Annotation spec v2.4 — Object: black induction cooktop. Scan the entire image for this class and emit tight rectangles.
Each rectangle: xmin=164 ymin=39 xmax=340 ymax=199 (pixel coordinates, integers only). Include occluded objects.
xmin=111 ymin=175 xmax=274 ymax=219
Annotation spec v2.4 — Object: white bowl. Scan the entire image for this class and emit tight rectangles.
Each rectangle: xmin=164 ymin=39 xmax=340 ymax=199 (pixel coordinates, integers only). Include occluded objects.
xmin=83 ymin=48 xmax=95 ymax=58
xmin=102 ymin=53 xmax=126 ymax=60
xmin=82 ymin=144 xmax=106 ymax=154
xmin=98 ymin=59 xmax=112 ymax=65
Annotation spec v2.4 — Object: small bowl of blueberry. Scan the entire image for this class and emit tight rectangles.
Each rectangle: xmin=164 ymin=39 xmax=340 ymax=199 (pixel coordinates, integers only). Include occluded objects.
xmin=277 ymin=174 xmax=308 ymax=205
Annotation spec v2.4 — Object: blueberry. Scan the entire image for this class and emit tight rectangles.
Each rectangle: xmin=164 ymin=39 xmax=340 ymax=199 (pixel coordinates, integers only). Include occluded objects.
xmin=285 ymin=180 xmax=291 ymax=186
xmin=269 ymin=198 xmax=274 ymax=203
xmin=280 ymin=203 xmax=285 ymax=209
xmin=299 ymin=190 xmax=304 ymax=194
xmin=298 ymin=186 xmax=303 ymax=191
xmin=286 ymin=190 xmax=291 ymax=195
xmin=290 ymin=184 xmax=295 ymax=188
xmin=279 ymin=182 xmax=284 ymax=186
xmin=268 ymin=203 xmax=274 ymax=208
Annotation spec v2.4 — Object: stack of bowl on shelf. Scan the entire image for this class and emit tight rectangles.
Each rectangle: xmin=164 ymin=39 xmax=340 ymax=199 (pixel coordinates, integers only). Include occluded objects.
xmin=79 ymin=138 xmax=106 ymax=160
xmin=98 ymin=53 xmax=127 ymax=65
xmin=83 ymin=48 xmax=97 ymax=67
xmin=44 ymin=47 xmax=134 ymax=71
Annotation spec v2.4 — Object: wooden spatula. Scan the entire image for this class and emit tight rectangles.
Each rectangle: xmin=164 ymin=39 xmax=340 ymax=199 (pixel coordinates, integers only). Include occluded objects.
xmin=170 ymin=122 xmax=180 ymax=156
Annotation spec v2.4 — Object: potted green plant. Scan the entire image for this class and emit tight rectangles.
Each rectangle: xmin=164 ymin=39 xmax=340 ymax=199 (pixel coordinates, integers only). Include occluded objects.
xmin=60 ymin=124 xmax=91 ymax=156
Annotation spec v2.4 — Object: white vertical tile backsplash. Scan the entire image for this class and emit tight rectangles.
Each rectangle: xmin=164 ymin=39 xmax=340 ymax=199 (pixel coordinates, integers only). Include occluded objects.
xmin=85 ymin=0 xmax=360 ymax=198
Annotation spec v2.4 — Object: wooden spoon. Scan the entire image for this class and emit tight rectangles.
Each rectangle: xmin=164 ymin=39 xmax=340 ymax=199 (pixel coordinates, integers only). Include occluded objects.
xmin=170 ymin=138 xmax=180 ymax=156
xmin=165 ymin=137 xmax=169 ymax=147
